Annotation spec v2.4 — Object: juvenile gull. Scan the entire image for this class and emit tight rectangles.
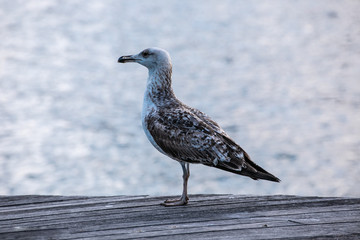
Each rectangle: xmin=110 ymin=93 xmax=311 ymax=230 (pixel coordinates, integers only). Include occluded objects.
xmin=118 ymin=47 xmax=280 ymax=206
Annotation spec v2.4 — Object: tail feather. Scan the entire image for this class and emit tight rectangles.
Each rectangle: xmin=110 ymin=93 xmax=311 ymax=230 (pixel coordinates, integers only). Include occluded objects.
xmin=214 ymin=147 xmax=281 ymax=182
xmin=215 ymin=163 xmax=280 ymax=182
xmin=241 ymin=151 xmax=280 ymax=182
xmin=241 ymin=167 xmax=280 ymax=182
xmin=213 ymin=135 xmax=280 ymax=182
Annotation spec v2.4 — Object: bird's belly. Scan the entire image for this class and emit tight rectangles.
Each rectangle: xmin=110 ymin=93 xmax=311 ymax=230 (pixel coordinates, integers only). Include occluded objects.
xmin=141 ymin=96 xmax=167 ymax=155
xmin=142 ymin=118 xmax=167 ymax=155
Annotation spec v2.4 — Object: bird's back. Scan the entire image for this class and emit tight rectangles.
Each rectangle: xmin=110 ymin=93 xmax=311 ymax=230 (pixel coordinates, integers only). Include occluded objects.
xmin=143 ymin=98 xmax=280 ymax=182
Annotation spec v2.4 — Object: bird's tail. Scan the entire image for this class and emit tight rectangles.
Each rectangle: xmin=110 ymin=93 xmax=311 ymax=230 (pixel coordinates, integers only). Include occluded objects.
xmin=240 ymin=151 xmax=280 ymax=182
xmin=214 ymin=135 xmax=280 ymax=182
xmin=241 ymin=165 xmax=280 ymax=182
xmin=215 ymin=157 xmax=280 ymax=182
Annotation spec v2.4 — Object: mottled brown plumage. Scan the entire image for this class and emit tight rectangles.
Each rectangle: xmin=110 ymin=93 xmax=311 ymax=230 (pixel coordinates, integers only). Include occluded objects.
xmin=118 ymin=47 xmax=280 ymax=206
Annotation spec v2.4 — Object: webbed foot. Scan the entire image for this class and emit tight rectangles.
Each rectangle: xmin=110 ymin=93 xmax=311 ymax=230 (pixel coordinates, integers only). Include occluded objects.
xmin=160 ymin=195 xmax=188 ymax=206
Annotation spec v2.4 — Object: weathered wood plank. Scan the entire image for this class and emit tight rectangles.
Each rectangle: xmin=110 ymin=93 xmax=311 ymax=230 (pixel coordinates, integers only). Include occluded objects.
xmin=54 ymin=211 xmax=360 ymax=239
xmin=0 ymin=195 xmax=359 ymax=240
xmin=0 ymin=195 xmax=355 ymax=218
xmin=1 ymin=197 xmax=358 ymax=229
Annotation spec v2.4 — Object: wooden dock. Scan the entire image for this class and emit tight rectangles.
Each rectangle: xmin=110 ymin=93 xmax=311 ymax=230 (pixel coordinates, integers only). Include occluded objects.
xmin=0 ymin=194 xmax=359 ymax=239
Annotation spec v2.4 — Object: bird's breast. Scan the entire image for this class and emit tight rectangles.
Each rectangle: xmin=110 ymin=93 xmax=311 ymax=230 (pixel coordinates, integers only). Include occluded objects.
xmin=141 ymin=93 xmax=167 ymax=155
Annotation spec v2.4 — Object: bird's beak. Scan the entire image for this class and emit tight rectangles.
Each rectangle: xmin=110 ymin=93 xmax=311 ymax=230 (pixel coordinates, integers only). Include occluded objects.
xmin=118 ymin=54 xmax=138 ymax=63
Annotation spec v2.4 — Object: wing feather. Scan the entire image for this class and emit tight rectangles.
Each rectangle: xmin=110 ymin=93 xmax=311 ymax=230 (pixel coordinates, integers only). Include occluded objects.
xmin=145 ymin=105 xmax=280 ymax=182
xmin=146 ymin=106 xmax=237 ymax=165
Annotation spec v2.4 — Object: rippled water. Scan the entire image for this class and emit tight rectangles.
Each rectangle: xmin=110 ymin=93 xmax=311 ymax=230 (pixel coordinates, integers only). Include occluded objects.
xmin=1 ymin=0 xmax=359 ymax=197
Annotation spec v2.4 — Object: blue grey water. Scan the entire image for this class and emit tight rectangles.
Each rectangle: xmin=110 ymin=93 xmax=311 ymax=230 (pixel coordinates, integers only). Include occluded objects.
xmin=0 ymin=1 xmax=359 ymax=197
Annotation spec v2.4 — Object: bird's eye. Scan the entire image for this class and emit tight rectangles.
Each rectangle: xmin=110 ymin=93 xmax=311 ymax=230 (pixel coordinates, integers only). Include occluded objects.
xmin=142 ymin=51 xmax=150 ymax=58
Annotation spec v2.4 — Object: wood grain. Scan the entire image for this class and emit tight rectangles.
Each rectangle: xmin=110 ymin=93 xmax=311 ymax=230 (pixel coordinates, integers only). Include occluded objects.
xmin=0 ymin=194 xmax=359 ymax=239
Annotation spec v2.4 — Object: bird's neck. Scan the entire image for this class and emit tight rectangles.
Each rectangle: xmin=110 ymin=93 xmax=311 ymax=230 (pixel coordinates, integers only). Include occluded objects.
xmin=145 ymin=66 xmax=176 ymax=105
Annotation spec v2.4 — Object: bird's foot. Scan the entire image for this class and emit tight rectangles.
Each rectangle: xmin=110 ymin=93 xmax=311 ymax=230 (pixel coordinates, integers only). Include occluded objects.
xmin=160 ymin=196 xmax=188 ymax=207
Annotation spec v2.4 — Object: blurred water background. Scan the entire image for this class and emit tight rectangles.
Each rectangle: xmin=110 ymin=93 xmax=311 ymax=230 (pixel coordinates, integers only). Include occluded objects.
xmin=0 ymin=0 xmax=359 ymax=197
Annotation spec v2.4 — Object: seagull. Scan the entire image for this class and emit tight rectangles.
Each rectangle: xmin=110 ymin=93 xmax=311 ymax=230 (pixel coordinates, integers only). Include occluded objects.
xmin=118 ymin=47 xmax=280 ymax=206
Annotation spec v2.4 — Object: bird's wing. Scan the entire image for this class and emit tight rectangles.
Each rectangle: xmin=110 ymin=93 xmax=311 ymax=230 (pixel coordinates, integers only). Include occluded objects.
xmin=146 ymin=106 xmax=244 ymax=168
xmin=187 ymin=106 xmax=229 ymax=136
xmin=146 ymin=106 xmax=280 ymax=182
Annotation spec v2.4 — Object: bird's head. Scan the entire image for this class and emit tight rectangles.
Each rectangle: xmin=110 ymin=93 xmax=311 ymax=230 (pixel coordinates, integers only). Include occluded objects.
xmin=118 ymin=47 xmax=172 ymax=70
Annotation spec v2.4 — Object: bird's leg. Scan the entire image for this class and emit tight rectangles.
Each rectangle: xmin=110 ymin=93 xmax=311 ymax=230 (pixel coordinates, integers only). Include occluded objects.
xmin=161 ymin=162 xmax=190 ymax=206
